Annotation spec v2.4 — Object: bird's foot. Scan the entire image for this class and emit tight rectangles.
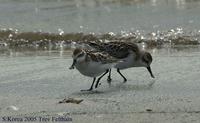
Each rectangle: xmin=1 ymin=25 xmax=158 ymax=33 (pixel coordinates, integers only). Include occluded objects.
xmin=81 ymin=88 xmax=93 ymax=92
xmin=148 ymin=79 xmax=156 ymax=86
xmin=107 ymin=77 xmax=112 ymax=83
xmin=95 ymin=82 xmax=101 ymax=88
xmin=123 ymin=79 xmax=127 ymax=83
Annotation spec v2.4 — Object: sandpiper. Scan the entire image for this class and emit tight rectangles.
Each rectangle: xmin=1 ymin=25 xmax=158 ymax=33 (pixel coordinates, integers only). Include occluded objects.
xmin=87 ymin=41 xmax=155 ymax=83
xmin=69 ymin=48 xmax=119 ymax=91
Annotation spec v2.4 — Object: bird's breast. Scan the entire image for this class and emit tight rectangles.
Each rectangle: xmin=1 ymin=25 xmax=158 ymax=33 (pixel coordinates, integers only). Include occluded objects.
xmin=75 ymin=61 xmax=108 ymax=77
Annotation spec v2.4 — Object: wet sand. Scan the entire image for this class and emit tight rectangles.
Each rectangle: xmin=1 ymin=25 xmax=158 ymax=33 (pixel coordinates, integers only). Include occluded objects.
xmin=0 ymin=47 xmax=200 ymax=123
xmin=0 ymin=46 xmax=200 ymax=122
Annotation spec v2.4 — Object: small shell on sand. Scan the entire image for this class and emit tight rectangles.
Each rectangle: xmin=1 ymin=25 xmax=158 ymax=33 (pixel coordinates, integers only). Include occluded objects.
xmin=7 ymin=105 xmax=19 ymax=111
xmin=59 ymin=98 xmax=83 ymax=104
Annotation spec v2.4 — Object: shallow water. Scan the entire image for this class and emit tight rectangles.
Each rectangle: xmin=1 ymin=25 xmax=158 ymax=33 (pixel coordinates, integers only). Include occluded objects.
xmin=0 ymin=0 xmax=200 ymax=49
xmin=0 ymin=0 xmax=200 ymax=33
xmin=0 ymin=0 xmax=200 ymax=51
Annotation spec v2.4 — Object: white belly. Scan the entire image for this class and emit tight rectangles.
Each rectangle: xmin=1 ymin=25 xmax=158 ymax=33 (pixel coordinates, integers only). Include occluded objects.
xmin=75 ymin=62 xmax=114 ymax=77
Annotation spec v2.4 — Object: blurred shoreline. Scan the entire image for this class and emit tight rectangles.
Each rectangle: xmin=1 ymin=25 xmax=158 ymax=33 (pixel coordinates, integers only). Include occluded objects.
xmin=0 ymin=28 xmax=199 ymax=52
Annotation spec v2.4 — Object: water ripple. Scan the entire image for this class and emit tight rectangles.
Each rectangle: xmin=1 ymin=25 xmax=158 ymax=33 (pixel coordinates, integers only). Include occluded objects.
xmin=0 ymin=28 xmax=199 ymax=51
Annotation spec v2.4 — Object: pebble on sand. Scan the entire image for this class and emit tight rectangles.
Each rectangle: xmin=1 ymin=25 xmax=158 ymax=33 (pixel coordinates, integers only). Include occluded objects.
xmin=59 ymin=98 xmax=83 ymax=104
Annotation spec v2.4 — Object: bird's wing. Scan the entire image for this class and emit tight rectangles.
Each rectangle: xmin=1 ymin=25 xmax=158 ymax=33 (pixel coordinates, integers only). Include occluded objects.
xmin=87 ymin=51 xmax=119 ymax=64
xmin=87 ymin=41 xmax=140 ymax=59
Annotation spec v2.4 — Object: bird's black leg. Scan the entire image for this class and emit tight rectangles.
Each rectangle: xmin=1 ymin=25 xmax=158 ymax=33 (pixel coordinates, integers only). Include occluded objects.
xmin=95 ymin=69 xmax=109 ymax=88
xmin=81 ymin=77 xmax=96 ymax=91
xmin=107 ymin=69 xmax=112 ymax=83
xmin=117 ymin=68 xmax=127 ymax=82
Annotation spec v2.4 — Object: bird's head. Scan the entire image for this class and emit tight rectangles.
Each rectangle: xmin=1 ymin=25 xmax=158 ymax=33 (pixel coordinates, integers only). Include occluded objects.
xmin=69 ymin=48 xmax=86 ymax=69
xmin=141 ymin=51 xmax=155 ymax=78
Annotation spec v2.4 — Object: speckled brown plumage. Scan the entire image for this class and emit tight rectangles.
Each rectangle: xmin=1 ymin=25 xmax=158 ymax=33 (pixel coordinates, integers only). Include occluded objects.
xmin=88 ymin=41 xmax=140 ymax=59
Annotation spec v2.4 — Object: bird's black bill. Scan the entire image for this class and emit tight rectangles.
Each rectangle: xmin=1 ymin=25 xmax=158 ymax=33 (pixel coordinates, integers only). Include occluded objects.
xmin=147 ymin=66 xmax=155 ymax=78
xmin=69 ymin=59 xmax=76 ymax=69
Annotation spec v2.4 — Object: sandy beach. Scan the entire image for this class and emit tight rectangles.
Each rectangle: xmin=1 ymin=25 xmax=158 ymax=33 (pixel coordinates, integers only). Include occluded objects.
xmin=1 ymin=0 xmax=200 ymax=122
xmin=0 ymin=46 xmax=200 ymax=122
